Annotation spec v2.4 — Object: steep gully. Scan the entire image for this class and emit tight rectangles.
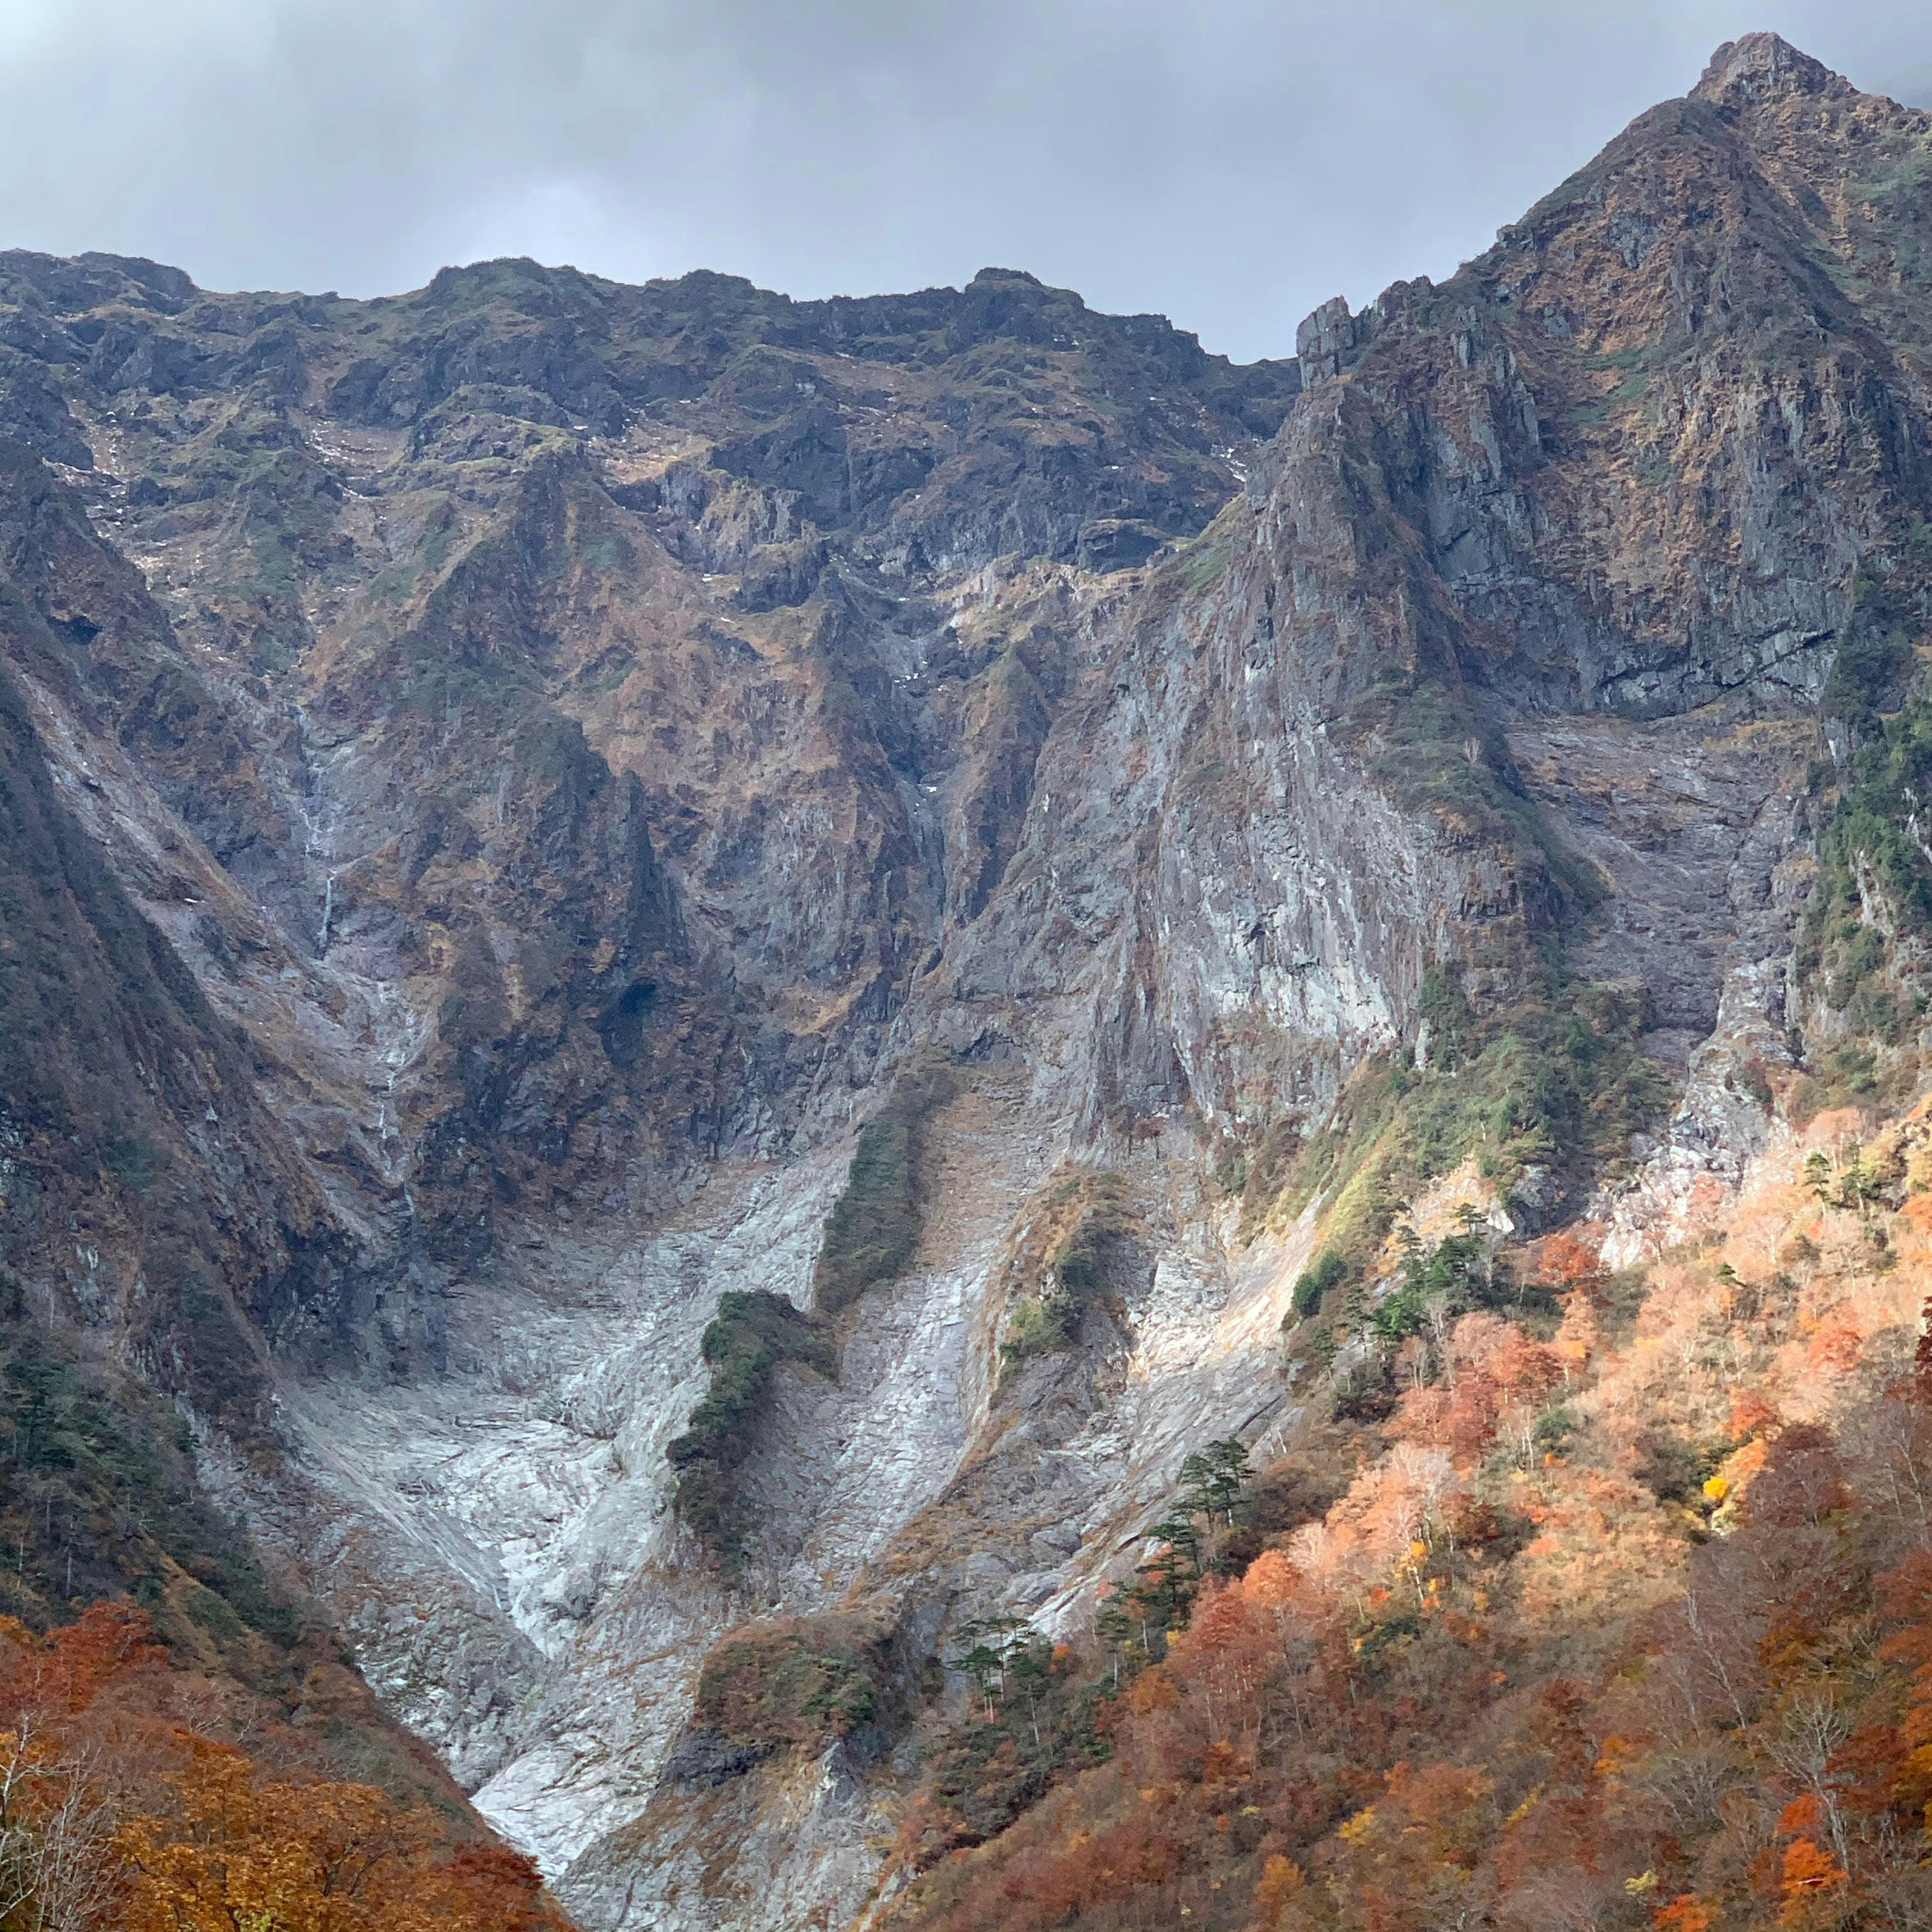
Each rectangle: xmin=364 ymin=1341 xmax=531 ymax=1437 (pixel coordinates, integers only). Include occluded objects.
xmin=0 ymin=29 xmax=1929 ymax=1927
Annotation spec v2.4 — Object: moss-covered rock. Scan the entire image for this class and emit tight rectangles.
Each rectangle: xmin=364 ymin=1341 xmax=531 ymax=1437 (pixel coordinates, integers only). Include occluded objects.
xmin=691 ymin=1609 xmax=891 ymax=1753
xmin=666 ymin=1290 xmax=834 ymax=1574
xmin=814 ymin=1057 xmax=959 ymax=1314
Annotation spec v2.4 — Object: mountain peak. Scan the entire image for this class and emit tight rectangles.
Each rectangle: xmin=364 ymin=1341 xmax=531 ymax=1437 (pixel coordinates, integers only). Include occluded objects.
xmin=1693 ymin=31 xmax=1836 ymax=108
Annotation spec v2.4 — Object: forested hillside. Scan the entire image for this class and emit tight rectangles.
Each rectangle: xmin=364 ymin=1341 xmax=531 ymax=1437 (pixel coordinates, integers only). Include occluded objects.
xmin=879 ymin=1111 xmax=1932 ymax=1931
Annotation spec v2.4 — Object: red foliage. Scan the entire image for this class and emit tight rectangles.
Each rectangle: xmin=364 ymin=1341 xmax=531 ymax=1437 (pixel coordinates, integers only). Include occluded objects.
xmin=0 ymin=1599 xmax=164 ymax=1716
xmin=886 ymin=1166 xmax=1932 ymax=1932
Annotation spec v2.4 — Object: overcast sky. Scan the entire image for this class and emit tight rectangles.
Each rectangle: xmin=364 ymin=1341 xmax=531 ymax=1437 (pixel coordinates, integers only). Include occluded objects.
xmin=0 ymin=2 xmax=1926 ymax=363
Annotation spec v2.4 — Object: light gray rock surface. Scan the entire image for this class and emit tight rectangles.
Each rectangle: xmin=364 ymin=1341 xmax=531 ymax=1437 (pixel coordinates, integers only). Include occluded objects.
xmin=6 ymin=33 xmax=1932 ymax=1930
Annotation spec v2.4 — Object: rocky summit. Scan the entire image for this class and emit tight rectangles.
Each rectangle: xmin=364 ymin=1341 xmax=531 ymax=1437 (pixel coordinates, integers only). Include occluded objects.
xmin=8 ymin=29 xmax=1932 ymax=1932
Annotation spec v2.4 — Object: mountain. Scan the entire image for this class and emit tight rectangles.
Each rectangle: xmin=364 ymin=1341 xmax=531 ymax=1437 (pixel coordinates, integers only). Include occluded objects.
xmin=4 ymin=27 xmax=1932 ymax=1930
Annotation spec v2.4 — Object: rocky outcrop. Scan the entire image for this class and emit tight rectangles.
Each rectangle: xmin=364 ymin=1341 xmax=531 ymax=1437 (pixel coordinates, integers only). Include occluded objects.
xmin=5 ymin=31 xmax=1932 ymax=1928
xmin=0 ymin=444 xmax=368 ymax=1430
xmin=924 ymin=27 xmax=1932 ymax=1166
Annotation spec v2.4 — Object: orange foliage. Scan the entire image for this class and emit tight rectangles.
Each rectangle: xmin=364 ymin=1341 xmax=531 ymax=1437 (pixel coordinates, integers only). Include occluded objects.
xmin=1397 ymin=1313 xmax=1567 ymax=1468
xmin=1805 ymin=1320 xmax=1863 ymax=1375
xmin=1777 ymin=1792 xmax=1823 ymax=1838
xmin=1778 ymin=1838 xmax=1847 ymax=1926
xmin=1537 ymin=1230 xmax=1605 ymax=1297
xmin=1237 ymin=1549 xmax=1299 ymax=1608
xmin=0 ymin=1601 xmax=567 ymax=1932
xmin=0 ymin=1599 xmax=165 ymax=1717
xmin=1125 ymin=1666 xmax=1179 ymax=1714
xmin=1249 ymin=1852 xmax=1304 ymax=1928
xmin=118 ymin=1738 xmax=436 ymax=1932
xmin=1653 ymin=1896 xmax=1715 ymax=1932
xmin=888 ymin=1116 xmax=1932 ymax=1932
xmin=1328 ymin=1762 xmax=1492 ymax=1932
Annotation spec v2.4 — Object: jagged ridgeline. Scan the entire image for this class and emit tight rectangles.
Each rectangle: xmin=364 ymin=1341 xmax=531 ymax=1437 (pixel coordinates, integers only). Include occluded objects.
xmin=11 ymin=26 xmax=1932 ymax=1932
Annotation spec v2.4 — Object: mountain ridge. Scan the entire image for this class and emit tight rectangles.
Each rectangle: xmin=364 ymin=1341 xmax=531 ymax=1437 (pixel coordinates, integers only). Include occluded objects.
xmin=5 ymin=27 xmax=1932 ymax=1931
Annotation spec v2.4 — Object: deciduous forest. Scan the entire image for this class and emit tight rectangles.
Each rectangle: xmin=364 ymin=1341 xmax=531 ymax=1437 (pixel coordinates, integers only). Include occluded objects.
xmin=881 ymin=1113 xmax=1932 ymax=1932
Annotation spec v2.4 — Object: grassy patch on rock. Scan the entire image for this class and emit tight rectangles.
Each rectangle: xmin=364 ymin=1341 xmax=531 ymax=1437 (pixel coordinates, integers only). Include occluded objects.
xmin=1254 ymin=956 xmax=1663 ymax=1272
xmin=813 ymin=1054 xmax=958 ymax=1313
xmin=667 ymin=1289 xmax=834 ymax=1575
xmin=692 ymin=1609 xmax=893 ymax=1752
xmin=1793 ymin=690 xmax=1932 ymax=1116
xmin=996 ymin=1170 xmax=1137 ymax=1384
xmin=1363 ymin=671 xmax=1604 ymax=921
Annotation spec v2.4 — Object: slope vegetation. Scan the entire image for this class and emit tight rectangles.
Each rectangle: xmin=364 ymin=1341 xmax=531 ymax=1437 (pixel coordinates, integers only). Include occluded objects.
xmin=6 ymin=27 xmax=1932 ymax=1932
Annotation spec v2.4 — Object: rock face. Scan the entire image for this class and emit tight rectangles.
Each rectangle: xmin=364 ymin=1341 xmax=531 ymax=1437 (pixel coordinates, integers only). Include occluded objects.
xmin=4 ymin=30 xmax=1932 ymax=1927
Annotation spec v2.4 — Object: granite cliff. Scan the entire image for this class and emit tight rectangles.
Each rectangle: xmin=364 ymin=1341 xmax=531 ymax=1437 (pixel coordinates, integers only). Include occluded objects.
xmin=3 ymin=30 xmax=1932 ymax=1930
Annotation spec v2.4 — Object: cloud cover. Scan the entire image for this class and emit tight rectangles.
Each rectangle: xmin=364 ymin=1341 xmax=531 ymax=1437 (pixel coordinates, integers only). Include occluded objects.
xmin=1 ymin=1 xmax=1927 ymax=361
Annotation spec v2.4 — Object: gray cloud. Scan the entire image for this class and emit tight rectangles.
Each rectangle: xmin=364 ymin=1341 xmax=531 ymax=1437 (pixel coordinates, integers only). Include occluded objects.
xmin=1 ymin=1 xmax=1926 ymax=360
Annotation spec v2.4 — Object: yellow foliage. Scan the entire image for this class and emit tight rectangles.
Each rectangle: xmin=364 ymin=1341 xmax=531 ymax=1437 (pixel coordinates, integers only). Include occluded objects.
xmin=1337 ymin=1805 xmax=1377 ymax=1844
xmin=1503 ymin=1782 xmax=1545 ymax=1826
